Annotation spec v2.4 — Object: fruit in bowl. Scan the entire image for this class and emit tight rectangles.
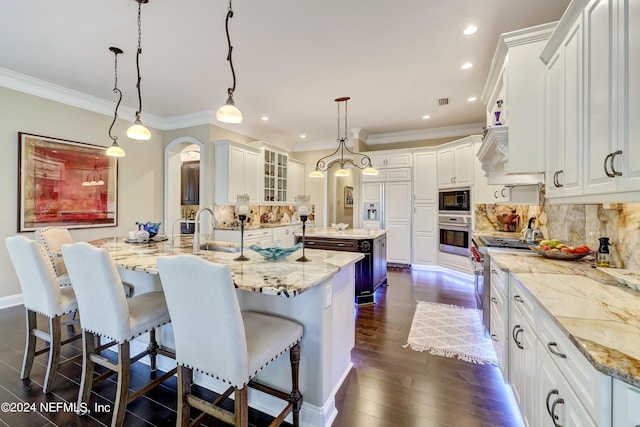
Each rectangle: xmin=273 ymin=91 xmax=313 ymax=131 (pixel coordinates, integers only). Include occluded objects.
xmin=530 ymin=240 xmax=592 ymax=260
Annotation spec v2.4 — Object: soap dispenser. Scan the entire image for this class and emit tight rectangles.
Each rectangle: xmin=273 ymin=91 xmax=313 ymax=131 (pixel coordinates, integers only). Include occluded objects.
xmin=597 ymin=237 xmax=611 ymax=267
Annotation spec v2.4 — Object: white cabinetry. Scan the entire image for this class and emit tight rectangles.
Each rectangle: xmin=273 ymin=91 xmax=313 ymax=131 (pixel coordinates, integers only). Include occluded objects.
xmin=541 ymin=0 xmax=640 ymax=202
xmin=215 ymin=140 xmax=260 ymax=205
xmin=412 ymin=150 xmax=437 ymax=266
xmin=262 ymin=148 xmax=288 ymax=203
xmin=437 ymin=140 xmax=473 ymax=188
xmin=385 ymin=181 xmax=412 ymax=265
xmin=509 ymin=277 xmax=537 ymax=427
xmin=488 ymin=263 xmax=509 ymax=381
xmin=287 ymin=159 xmax=305 ymax=202
xmin=368 ymin=151 xmax=412 ymax=169
xmin=477 ymin=23 xmax=554 ymax=184
xmin=215 ymin=228 xmax=273 ymax=249
xmin=272 ymin=224 xmax=301 ymax=247
xmin=613 ymin=379 xmax=640 ymax=426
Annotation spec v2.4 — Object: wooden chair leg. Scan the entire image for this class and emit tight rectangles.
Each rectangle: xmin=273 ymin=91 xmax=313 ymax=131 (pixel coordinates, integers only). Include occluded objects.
xmin=177 ymin=366 xmax=192 ymax=427
xmin=21 ymin=309 xmax=37 ymax=380
xmin=78 ymin=330 xmax=96 ymax=409
xmin=43 ymin=316 xmax=62 ymax=394
xmin=289 ymin=343 xmax=302 ymax=427
xmin=234 ymin=386 xmax=249 ymax=427
xmin=112 ymin=341 xmax=131 ymax=427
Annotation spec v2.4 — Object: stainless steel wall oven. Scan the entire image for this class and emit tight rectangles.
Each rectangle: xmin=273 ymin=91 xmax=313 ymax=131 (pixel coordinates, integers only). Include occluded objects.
xmin=438 ymin=215 xmax=471 ymax=257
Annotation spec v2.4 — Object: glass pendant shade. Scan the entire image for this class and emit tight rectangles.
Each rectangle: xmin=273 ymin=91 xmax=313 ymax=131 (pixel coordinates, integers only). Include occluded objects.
xmin=309 ymin=170 xmax=324 ymax=178
xmin=362 ymin=166 xmax=379 ymax=175
xmin=216 ymin=100 xmax=243 ymax=124
xmin=335 ymin=168 xmax=350 ymax=177
xmin=106 ymin=144 xmax=126 ymax=157
xmin=127 ymin=118 xmax=151 ymax=140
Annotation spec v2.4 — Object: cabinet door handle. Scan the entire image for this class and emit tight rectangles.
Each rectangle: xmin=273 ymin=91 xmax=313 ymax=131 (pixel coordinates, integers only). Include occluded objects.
xmin=604 ymin=152 xmax=615 ymax=177
xmin=512 ymin=325 xmax=524 ymax=349
xmin=490 ymin=334 xmax=499 ymax=342
xmin=501 ymin=187 xmax=507 ymax=197
xmin=546 ymin=389 xmax=559 ymax=419
xmin=553 ymin=170 xmax=564 ymax=188
xmin=610 ymin=149 xmax=623 ymax=177
xmin=547 ymin=342 xmax=567 ymax=359
xmin=513 ymin=295 xmax=525 ymax=303
xmin=491 ymin=297 xmax=498 ymax=304
xmin=550 ymin=397 xmax=565 ymax=427
xmin=494 ymin=190 xmax=499 ymax=198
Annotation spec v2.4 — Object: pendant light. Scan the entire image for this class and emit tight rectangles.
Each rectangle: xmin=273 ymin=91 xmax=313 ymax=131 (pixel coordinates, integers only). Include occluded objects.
xmin=216 ymin=0 xmax=243 ymax=124
xmin=126 ymin=0 xmax=151 ymax=140
xmin=106 ymin=47 xmax=126 ymax=157
xmin=309 ymin=97 xmax=379 ymax=178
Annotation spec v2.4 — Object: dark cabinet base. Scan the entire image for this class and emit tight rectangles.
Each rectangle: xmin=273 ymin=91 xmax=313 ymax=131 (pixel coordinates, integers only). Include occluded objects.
xmin=296 ymin=234 xmax=387 ymax=305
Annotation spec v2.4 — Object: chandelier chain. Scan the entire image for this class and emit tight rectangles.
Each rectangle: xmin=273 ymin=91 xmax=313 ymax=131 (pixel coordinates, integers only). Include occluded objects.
xmin=109 ymin=48 xmax=123 ymax=144
xmin=225 ymin=0 xmax=237 ymax=97
xmin=134 ymin=0 xmax=143 ymax=119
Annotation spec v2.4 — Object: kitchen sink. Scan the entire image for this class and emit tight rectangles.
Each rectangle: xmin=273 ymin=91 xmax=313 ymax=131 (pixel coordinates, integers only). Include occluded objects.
xmin=199 ymin=242 xmax=241 ymax=252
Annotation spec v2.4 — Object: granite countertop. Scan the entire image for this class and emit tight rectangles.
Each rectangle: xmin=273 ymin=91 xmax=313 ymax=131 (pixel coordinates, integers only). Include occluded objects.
xmin=488 ymin=250 xmax=640 ymax=387
xmin=88 ymin=236 xmax=363 ymax=298
xmin=295 ymin=228 xmax=387 ymax=239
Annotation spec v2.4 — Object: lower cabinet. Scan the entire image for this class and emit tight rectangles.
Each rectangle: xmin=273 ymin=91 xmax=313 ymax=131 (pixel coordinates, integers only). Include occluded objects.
xmin=272 ymin=224 xmax=301 ymax=247
xmin=613 ymin=378 xmax=640 ymax=426
xmin=296 ymin=234 xmax=387 ymax=305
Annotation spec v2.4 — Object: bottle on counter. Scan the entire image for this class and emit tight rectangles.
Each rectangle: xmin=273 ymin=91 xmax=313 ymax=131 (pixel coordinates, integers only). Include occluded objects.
xmin=597 ymin=237 xmax=611 ymax=267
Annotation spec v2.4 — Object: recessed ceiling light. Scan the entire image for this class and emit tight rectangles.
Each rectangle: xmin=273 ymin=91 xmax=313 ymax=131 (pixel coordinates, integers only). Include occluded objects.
xmin=461 ymin=63 xmax=473 ymax=70
xmin=300 ymin=134 xmax=306 ymax=139
xmin=467 ymin=97 xmax=477 ymax=102
xmin=464 ymin=25 xmax=478 ymax=35
xmin=422 ymin=115 xmax=431 ymax=120
xmin=261 ymin=116 xmax=269 ymax=121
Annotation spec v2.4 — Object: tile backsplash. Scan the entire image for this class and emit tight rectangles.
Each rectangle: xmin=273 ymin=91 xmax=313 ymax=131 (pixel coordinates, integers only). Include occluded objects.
xmin=475 ymin=201 xmax=640 ymax=270
xmin=213 ymin=204 xmax=314 ymax=229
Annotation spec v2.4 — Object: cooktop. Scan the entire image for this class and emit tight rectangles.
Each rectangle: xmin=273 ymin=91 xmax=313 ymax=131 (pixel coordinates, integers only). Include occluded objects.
xmin=478 ymin=236 xmax=533 ymax=250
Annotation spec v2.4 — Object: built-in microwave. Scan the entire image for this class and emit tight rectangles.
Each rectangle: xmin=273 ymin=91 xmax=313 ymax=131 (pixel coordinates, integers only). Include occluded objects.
xmin=438 ymin=188 xmax=471 ymax=213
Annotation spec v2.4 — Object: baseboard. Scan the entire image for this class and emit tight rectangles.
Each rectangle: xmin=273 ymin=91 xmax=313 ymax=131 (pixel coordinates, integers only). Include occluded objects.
xmin=0 ymin=293 xmax=23 ymax=310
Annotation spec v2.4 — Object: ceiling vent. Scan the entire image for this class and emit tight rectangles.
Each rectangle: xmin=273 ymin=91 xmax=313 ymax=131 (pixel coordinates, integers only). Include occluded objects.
xmin=438 ymin=98 xmax=449 ymax=106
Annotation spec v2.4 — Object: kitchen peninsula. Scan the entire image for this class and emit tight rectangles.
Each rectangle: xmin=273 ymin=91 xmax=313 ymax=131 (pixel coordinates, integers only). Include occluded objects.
xmin=89 ymin=236 xmax=364 ymax=427
xmin=295 ymin=228 xmax=387 ymax=305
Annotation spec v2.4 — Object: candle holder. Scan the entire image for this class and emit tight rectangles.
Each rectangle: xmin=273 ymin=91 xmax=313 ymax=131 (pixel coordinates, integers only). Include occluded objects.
xmin=234 ymin=194 xmax=250 ymax=261
xmin=296 ymin=195 xmax=311 ymax=262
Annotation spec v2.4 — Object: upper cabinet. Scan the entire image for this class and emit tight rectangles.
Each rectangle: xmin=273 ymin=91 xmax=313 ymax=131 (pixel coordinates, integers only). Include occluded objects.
xmin=477 ymin=23 xmax=555 ymax=185
xmin=287 ymin=159 xmax=305 ymax=202
xmin=541 ymin=0 xmax=640 ymax=202
xmin=413 ymin=150 xmax=437 ymax=203
xmin=214 ymin=140 xmax=260 ymax=205
xmin=437 ymin=139 xmax=473 ymax=188
xmin=368 ymin=151 xmax=412 ymax=169
xmin=262 ymin=148 xmax=288 ymax=203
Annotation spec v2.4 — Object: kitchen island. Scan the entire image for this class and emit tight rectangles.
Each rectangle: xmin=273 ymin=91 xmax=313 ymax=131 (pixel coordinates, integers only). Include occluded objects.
xmin=295 ymin=228 xmax=387 ymax=305
xmin=89 ymin=236 xmax=364 ymax=427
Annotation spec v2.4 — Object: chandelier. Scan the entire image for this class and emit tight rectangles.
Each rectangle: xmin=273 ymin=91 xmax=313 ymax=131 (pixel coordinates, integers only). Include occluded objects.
xmin=216 ymin=0 xmax=243 ymax=124
xmin=82 ymin=160 xmax=105 ymax=187
xmin=106 ymin=46 xmax=126 ymax=157
xmin=126 ymin=0 xmax=151 ymax=140
xmin=309 ymin=97 xmax=378 ymax=178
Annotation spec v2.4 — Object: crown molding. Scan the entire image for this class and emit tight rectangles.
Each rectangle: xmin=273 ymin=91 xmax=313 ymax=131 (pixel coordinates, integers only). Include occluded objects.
xmin=364 ymin=122 xmax=485 ymax=145
xmin=0 ymin=67 xmax=165 ymax=129
xmin=162 ymin=110 xmax=215 ymax=130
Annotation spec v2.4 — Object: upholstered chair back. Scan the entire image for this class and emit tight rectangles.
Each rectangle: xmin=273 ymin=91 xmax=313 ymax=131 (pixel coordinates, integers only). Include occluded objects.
xmin=157 ymin=255 xmax=249 ymax=387
xmin=35 ymin=226 xmax=73 ymax=278
xmin=5 ymin=235 xmax=71 ymax=317
xmin=61 ymin=242 xmax=130 ymax=342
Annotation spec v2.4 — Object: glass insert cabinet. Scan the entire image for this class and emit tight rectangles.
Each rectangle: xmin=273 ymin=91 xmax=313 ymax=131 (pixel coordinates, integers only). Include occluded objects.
xmin=263 ymin=149 xmax=288 ymax=202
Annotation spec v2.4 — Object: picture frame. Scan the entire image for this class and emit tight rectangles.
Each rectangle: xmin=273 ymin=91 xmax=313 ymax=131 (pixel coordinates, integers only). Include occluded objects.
xmin=344 ymin=186 xmax=354 ymax=208
xmin=18 ymin=132 xmax=118 ymax=231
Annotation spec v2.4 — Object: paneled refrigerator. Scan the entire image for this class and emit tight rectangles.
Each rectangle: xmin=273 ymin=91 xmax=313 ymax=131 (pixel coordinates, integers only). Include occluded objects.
xmin=362 ymin=180 xmax=412 ymax=266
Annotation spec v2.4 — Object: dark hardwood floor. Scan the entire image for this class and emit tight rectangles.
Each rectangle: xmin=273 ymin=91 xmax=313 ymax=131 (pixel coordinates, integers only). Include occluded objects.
xmin=0 ymin=270 xmax=522 ymax=427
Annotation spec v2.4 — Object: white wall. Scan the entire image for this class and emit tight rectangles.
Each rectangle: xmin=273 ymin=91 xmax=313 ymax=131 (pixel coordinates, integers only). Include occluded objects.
xmin=0 ymin=87 xmax=165 ymax=300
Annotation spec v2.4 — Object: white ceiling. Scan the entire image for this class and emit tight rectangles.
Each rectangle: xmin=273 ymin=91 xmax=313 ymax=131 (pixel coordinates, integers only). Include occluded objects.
xmin=0 ymin=0 xmax=570 ymax=151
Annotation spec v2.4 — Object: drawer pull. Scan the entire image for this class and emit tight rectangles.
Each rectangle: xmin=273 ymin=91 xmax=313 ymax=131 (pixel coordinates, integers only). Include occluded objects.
xmin=546 ymin=389 xmax=559 ymax=418
xmin=490 ymin=334 xmax=499 ymax=342
xmin=547 ymin=342 xmax=567 ymax=359
xmin=337 ymin=243 xmax=346 ymax=247
xmin=550 ymin=397 xmax=565 ymax=427
xmin=307 ymin=242 xmax=316 ymax=245
xmin=512 ymin=325 xmax=524 ymax=349
xmin=513 ymin=295 xmax=525 ymax=303
xmin=490 ymin=297 xmax=498 ymax=304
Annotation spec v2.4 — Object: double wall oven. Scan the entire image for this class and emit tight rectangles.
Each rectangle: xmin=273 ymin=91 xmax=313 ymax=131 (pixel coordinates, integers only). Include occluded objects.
xmin=438 ymin=188 xmax=471 ymax=257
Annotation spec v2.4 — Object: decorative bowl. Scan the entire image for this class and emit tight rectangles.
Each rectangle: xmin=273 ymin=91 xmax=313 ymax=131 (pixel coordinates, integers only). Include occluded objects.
xmin=332 ymin=223 xmax=349 ymax=232
xmin=249 ymin=243 xmax=303 ymax=260
xmin=136 ymin=221 xmax=161 ymax=238
xmin=529 ymin=245 xmax=593 ymax=261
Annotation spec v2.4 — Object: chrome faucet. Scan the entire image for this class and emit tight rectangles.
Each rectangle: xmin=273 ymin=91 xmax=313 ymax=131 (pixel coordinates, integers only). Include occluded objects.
xmin=193 ymin=207 xmax=215 ymax=255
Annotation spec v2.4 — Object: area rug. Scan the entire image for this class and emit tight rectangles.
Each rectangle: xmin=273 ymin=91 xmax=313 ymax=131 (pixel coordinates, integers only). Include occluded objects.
xmin=404 ymin=301 xmax=498 ymax=365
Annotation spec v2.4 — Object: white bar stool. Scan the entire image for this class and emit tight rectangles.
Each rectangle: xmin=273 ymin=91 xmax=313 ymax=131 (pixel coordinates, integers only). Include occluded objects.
xmin=158 ymin=254 xmax=303 ymax=427
xmin=5 ymin=235 xmax=82 ymax=394
xmin=62 ymin=242 xmax=176 ymax=427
